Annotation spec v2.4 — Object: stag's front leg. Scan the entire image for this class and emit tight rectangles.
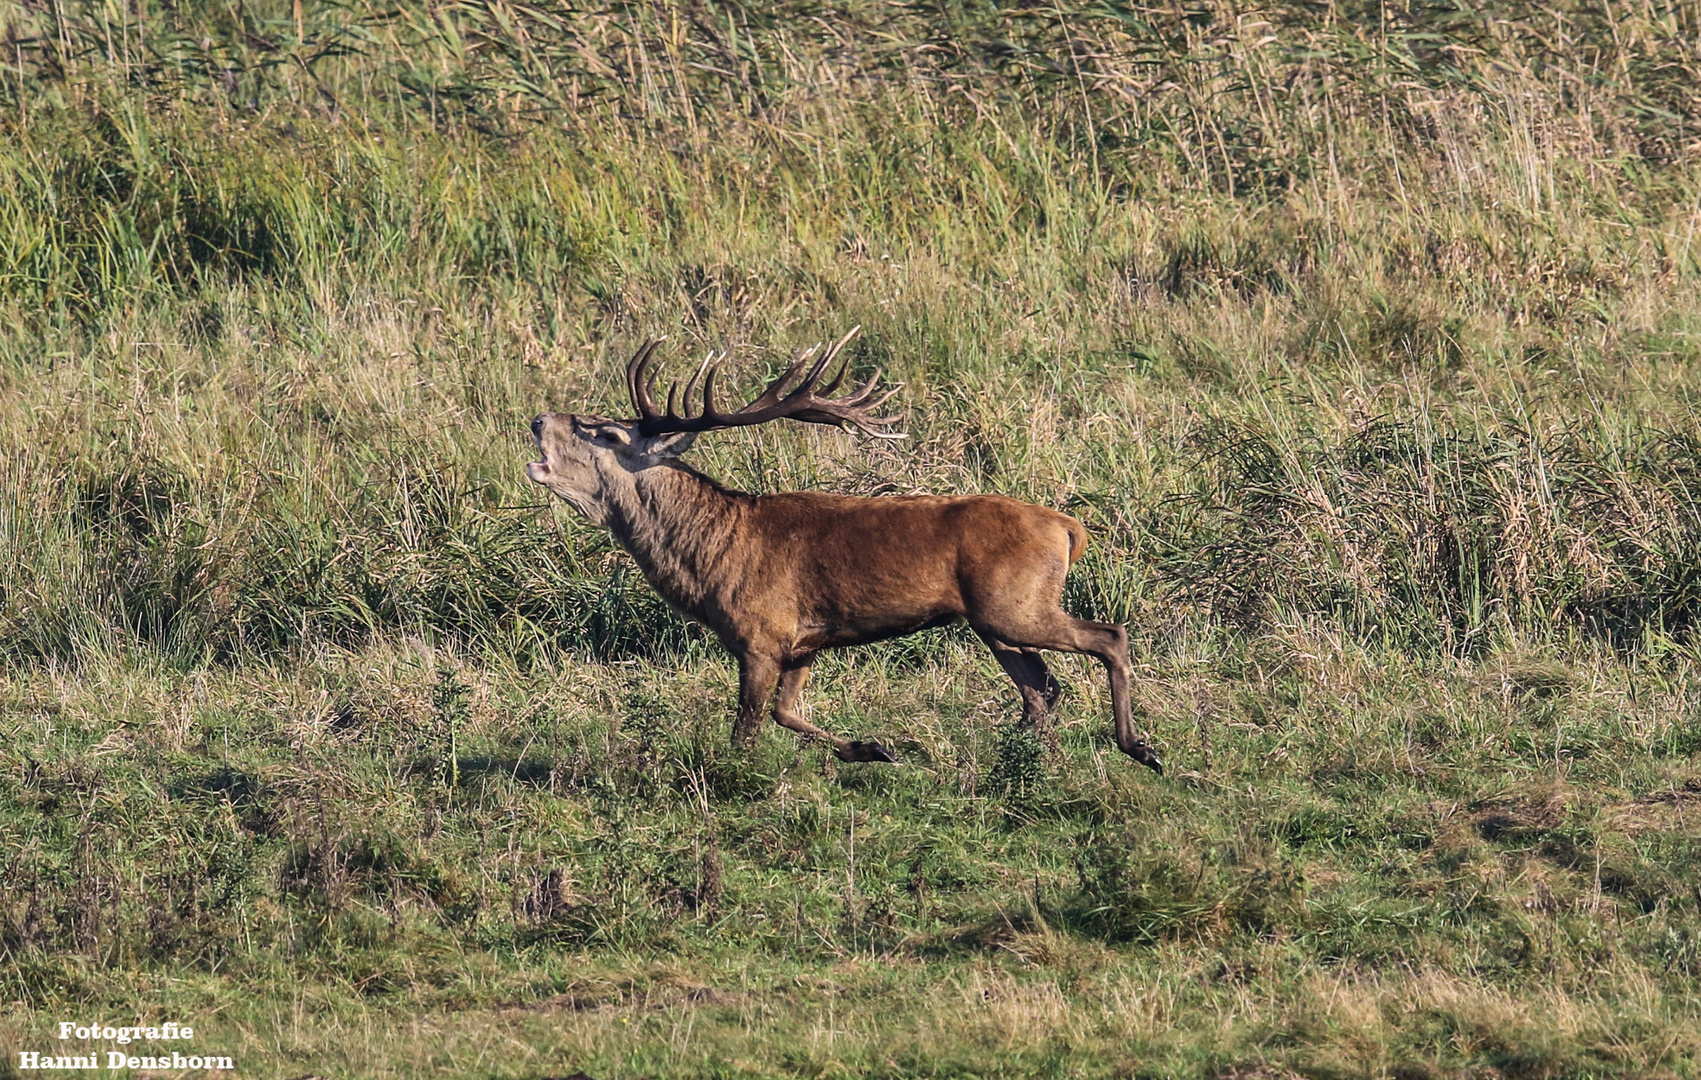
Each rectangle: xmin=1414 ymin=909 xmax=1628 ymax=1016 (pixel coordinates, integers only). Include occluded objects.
xmin=732 ymin=653 xmax=780 ymax=750
xmin=771 ymin=656 xmax=896 ymax=763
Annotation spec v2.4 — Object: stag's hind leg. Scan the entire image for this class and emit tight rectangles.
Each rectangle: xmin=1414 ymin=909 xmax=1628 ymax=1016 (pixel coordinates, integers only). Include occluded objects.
xmin=965 ymin=532 xmax=1162 ymax=773
xmin=768 ymin=655 xmax=895 ymax=764
xmin=973 ymin=611 xmax=1162 ymax=775
xmin=978 ymin=633 xmax=1063 ymax=751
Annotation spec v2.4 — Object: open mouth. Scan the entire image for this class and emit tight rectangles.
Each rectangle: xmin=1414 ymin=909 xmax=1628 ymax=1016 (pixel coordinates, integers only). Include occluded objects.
xmin=528 ymin=415 xmax=548 ymax=472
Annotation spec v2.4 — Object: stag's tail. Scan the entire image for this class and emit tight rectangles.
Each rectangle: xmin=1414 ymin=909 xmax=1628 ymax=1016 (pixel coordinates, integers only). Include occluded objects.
xmin=1064 ymin=516 xmax=1088 ymax=565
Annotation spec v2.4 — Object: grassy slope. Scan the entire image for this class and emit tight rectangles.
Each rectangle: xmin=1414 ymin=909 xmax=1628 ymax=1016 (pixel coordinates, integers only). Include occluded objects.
xmin=4 ymin=1 xmax=1701 ymax=1076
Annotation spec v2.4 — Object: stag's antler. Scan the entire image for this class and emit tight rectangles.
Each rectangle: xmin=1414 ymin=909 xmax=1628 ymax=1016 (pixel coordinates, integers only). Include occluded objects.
xmin=625 ymin=327 xmax=904 ymax=439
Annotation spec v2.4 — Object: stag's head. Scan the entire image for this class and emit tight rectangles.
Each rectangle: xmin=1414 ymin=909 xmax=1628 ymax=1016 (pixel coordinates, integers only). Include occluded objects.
xmin=528 ymin=327 xmax=902 ymax=522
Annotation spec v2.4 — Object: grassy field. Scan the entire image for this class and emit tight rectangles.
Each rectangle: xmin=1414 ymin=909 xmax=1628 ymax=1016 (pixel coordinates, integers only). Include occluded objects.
xmin=5 ymin=1 xmax=1701 ymax=1076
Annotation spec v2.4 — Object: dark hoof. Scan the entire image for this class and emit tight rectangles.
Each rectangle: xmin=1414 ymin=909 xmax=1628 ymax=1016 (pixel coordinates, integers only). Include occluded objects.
xmin=1124 ymin=741 xmax=1164 ymax=776
xmin=836 ymin=740 xmax=898 ymax=764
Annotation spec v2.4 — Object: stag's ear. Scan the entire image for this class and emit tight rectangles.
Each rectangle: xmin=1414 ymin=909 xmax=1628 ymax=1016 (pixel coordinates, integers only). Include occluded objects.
xmin=572 ymin=417 xmax=633 ymax=446
xmin=645 ymin=430 xmax=698 ymax=458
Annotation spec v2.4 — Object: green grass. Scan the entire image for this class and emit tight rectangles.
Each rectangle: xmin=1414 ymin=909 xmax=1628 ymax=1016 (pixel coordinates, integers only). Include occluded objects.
xmin=4 ymin=0 xmax=1701 ymax=1076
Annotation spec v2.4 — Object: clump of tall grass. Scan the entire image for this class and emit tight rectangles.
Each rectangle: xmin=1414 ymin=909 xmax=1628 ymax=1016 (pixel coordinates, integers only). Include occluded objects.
xmin=1149 ymin=415 xmax=1701 ymax=655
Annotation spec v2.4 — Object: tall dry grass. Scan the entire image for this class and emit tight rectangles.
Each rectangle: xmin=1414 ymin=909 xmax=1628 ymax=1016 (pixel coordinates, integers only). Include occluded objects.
xmin=3 ymin=0 xmax=1701 ymax=664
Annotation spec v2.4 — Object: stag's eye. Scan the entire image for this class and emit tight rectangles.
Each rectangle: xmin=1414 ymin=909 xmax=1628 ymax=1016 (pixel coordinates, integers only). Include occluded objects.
xmin=530 ymin=415 xmax=545 ymax=441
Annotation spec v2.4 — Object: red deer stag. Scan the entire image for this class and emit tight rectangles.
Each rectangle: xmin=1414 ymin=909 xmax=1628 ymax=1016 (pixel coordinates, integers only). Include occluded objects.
xmin=526 ymin=329 xmax=1163 ymax=774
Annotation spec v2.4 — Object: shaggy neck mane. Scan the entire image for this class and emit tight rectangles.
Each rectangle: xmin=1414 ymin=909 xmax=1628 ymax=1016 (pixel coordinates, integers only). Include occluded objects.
xmin=603 ymin=460 xmax=749 ymax=620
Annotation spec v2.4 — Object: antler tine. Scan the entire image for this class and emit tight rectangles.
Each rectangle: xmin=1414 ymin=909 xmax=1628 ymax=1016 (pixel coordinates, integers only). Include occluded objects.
xmin=680 ymin=351 xmax=719 ymax=420
xmin=839 ymin=369 xmax=897 ymax=408
xmin=624 ymin=338 xmax=666 ymax=418
xmin=645 ymin=339 xmax=669 ymax=413
xmin=743 ymin=345 xmax=817 ymax=412
xmin=848 ymin=417 xmax=908 ymax=440
xmin=645 ymin=362 xmax=665 ymax=416
xmin=701 ymin=364 xmax=722 ymax=421
xmin=856 ymin=380 xmax=903 ymax=414
xmin=810 ymin=326 xmax=863 ymax=398
xmin=783 ymin=340 xmax=842 ymax=403
xmin=623 ymin=341 xmax=643 ymax=407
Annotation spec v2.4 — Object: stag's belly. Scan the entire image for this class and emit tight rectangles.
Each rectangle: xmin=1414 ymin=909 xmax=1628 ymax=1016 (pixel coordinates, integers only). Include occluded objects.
xmin=793 ymin=611 xmax=962 ymax=653
xmin=784 ymin=568 xmax=970 ymax=653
